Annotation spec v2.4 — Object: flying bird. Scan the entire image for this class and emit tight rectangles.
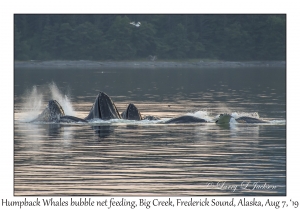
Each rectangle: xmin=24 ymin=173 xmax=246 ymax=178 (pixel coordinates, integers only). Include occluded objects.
xmin=130 ymin=21 xmax=141 ymax=27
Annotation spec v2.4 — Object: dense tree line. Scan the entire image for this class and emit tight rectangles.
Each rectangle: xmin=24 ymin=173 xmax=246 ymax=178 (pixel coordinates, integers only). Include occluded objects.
xmin=14 ymin=14 xmax=286 ymax=61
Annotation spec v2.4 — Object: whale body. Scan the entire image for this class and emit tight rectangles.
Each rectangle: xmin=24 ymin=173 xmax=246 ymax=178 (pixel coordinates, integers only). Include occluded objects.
xmin=235 ymin=116 xmax=267 ymax=123
xmin=165 ymin=115 xmax=207 ymax=124
xmin=215 ymin=113 xmax=268 ymax=124
xmin=60 ymin=115 xmax=87 ymax=123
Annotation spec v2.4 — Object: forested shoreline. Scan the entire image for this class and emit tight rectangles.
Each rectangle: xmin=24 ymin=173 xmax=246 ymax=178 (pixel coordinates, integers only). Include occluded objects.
xmin=14 ymin=14 xmax=286 ymax=61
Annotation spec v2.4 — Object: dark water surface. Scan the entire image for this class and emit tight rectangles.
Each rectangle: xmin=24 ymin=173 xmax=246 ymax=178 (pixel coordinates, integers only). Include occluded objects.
xmin=14 ymin=67 xmax=286 ymax=196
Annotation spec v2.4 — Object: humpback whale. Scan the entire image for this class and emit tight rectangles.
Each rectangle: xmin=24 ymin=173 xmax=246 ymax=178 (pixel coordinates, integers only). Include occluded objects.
xmin=31 ymin=100 xmax=87 ymax=123
xmin=234 ymin=116 xmax=267 ymax=123
xmin=121 ymin=103 xmax=143 ymax=120
xmin=85 ymin=92 xmax=121 ymax=120
xmin=121 ymin=103 xmax=160 ymax=121
xmin=215 ymin=113 xmax=267 ymax=124
xmin=31 ymin=100 xmax=65 ymax=122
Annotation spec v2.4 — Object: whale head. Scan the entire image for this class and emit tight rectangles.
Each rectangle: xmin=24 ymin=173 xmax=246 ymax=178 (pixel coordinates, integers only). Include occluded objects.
xmin=121 ymin=103 xmax=142 ymax=121
xmin=32 ymin=100 xmax=65 ymax=122
xmin=215 ymin=113 xmax=232 ymax=124
xmin=85 ymin=92 xmax=121 ymax=121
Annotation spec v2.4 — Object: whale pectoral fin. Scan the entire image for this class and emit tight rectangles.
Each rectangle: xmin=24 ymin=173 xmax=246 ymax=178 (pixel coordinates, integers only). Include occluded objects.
xmin=216 ymin=113 xmax=231 ymax=124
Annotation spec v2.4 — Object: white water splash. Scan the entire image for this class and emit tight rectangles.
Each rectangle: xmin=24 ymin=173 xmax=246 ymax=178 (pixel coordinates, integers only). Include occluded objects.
xmin=185 ymin=110 xmax=214 ymax=122
xmin=49 ymin=82 xmax=75 ymax=116
xmin=20 ymin=83 xmax=76 ymax=122
xmin=231 ymin=112 xmax=260 ymax=119
xmin=269 ymin=119 xmax=286 ymax=125
xmin=20 ymin=86 xmax=44 ymax=122
xmin=229 ymin=117 xmax=238 ymax=124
